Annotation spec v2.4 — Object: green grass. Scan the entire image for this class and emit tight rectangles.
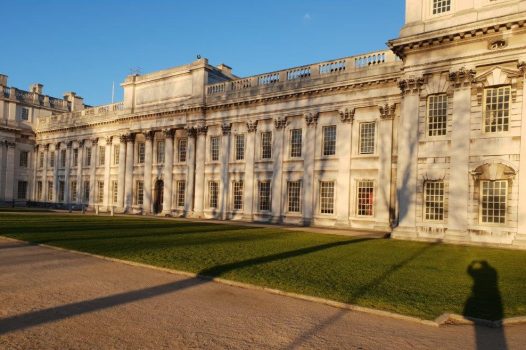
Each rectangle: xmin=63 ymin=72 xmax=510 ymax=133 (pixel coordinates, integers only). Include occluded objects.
xmin=1 ymin=212 xmax=525 ymax=321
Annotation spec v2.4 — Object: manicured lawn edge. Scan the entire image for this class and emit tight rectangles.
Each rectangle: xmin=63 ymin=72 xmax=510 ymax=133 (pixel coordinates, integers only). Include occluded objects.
xmin=3 ymin=235 xmax=524 ymax=328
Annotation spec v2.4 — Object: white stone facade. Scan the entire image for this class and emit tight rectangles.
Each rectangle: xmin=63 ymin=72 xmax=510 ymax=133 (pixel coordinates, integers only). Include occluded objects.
xmin=2 ymin=0 xmax=526 ymax=249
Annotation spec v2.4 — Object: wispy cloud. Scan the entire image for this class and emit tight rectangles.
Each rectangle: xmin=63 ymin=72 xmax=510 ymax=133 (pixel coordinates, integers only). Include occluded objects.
xmin=303 ymin=13 xmax=311 ymax=21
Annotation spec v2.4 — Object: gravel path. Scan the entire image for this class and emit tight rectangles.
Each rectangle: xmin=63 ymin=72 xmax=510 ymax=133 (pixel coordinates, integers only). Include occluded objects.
xmin=1 ymin=238 xmax=524 ymax=349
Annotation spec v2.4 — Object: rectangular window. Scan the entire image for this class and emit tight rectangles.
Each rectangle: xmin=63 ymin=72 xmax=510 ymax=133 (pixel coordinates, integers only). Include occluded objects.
xmin=37 ymin=181 xmax=43 ymax=200
xmin=47 ymin=181 xmax=53 ymax=201
xmin=97 ymin=181 xmax=104 ymax=203
xmin=137 ymin=143 xmax=145 ymax=164
xmin=232 ymin=180 xmax=244 ymax=210
xmin=176 ymin=181 xmax=186 ymax=208
xmin=136 ymin=181 xmax=144 ymax=205
xmin=427 ymin=94 xmax=447 ymax=137
xmin=49 ymin=151 xmax=55 ymax=167
xmin=21 ymin=107 xmax=29 ymax=121
xmin=61 ymin=149 xmax=67 ymax=168
xmin=484 ymin=86 xmax=510 ymax=133
xmin=157 ymin=141 xmax=165 ymax=164
xmin=113 ymin=145 xmax=120 ymax=165
xmin=287 ymin=181 xmax=302 ymax=213
xmin=359 ymin=122 xmax=376 ymax=155
xmin=258 ymin=181 xmax=271 ymax=211
xmin=111 ymin=180 xmax=118 ymax=203
xmin=17 ymin=181 xmax=27 ymax=199
xmin=424 ymin=181 xmax=445 ymax=221
xmin=73 ymin=148 xmax=79 ymax=166
xmin=71 ymin=181 xmax=77 ymax=202
xmin=19 ymin=151 xmax=28 ymax=167
xmin=83 ymin=181 xmax=90 ymax=202
xmin=178 ymin=138 xmax=187 ymax=163
xmin=432 ymin=0 xmax=451 ymax=15
xmin=235 ymin=134 xmax=245 ymax=161
xmin=481 ymin=180 xmax=507 ymax=224
xmin=322 ymin=125 xmax=336 ymax=156
xmin=290 ymin=129 xmax=302 ymax=158
xmin=210 ymin=136 xmax=220 ymax=161
xmin=84 ymin=181 xmax=89 ymax=202
xmin=98 ymin=146 xmax=105 ymax=166
xmin=39 ymin=152 xmax=44 ymax=168
xmin=85 ymin=147 xmax=92 ymax=166
xmin=357 ymin=180 xmax=374 ymax=216
xmin=260 ymin=132 xmax=272 ymax=159
xmin=58 ymin=180 xmax=65 ymax=202
xmin=319 ymin=181 xmax=335 ymax=214
xmin=208 ymin=181 xmax=219 ymax=209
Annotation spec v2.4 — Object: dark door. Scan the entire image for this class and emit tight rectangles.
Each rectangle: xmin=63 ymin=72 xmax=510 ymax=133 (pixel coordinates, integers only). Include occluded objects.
xmin=153 ymin=180 xmax=164 ymax=214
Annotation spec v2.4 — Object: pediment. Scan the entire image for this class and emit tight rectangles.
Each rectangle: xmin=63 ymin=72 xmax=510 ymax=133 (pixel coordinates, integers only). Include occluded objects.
xmin=474 ymin=66 xmax=521 ymax=86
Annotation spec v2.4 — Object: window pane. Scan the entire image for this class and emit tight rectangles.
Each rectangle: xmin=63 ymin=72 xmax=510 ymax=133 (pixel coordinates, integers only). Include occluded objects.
xmin=484 ymin=86 xmax=510 ymax=133
xmin=210 ymin=136 xmax=220 ymax=161
xmin=233 ymin=181 xmax=244 ymax=210
xmin=359 ymin=122 xmax=375 ymax=154
xmin=178 ymin=138 xmax=187 ymax=162
xmin=481 ymin=180 xmax=507 ymax=224
xmin=176 ymin=181 xmax=186 ymax=207
xmin=357 ymin=180 xmax=374 ymax=216
xmin=320 ymin=181 xmax=334 ymax=214
xmin=208 ymin=181 xmax=219 ymax=208
xmin=261 ymin=132 xmax=272 ymax=159
xmin=157 ymin=141 xmax=165 ymax=163
xmin=287 ymin=181 xmax=302 ymax=213
xmin=428 ymin=94 xmax=447 ymax=136
xmin=424 ymin=181 xmax=444 ymax=221
xmin=235 ymin=135 xmax=245 ymax=160
xmin=433 ymin=0 xmax=451 ymax=14
xmin=322 ymin=126 xmax=336 ymax=156
xmin=259 ymin=181 xmax=271 ymax=211
xmin=290 ymin=129 xmax=302 ymax=158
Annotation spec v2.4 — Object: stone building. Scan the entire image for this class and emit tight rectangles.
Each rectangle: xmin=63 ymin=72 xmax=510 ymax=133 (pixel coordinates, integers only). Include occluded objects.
xmin=1 ymin=0 xmax=526 ymax=249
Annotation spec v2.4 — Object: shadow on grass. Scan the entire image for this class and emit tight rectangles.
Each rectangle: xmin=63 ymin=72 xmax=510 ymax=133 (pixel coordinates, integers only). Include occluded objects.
xmin=0 ymin=236 xmax=374 ymax=335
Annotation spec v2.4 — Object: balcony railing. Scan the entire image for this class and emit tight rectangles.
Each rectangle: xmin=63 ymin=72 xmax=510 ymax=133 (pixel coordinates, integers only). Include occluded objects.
xmin=38 ymin=102 xmax=125 ymax=130
xmin=0 ymin=85 xmax=70 ymax=110
xmin=206 ymin=49 xmax=399 ymax=96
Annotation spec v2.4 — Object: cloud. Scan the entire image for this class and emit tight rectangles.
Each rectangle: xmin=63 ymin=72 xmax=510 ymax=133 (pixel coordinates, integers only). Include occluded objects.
xmin=303 ymin=13 xmax=311 ymax=21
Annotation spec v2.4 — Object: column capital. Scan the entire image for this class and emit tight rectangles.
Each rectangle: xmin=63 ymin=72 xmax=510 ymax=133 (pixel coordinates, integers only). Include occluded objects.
xmin=305 ymin=112 xmax=319 ymax=127
xmin=274 ymin=117 xmax=288 ymax=129
xmin=105 ymin=136 xmax=113 ymax=145
xmin=91 ymin=137 xmax=99 ymax=146
xmin=144 ymin=130 xmax=155 ymax=141
xmin=163 ymin=128 xmax=176 ymax=139
xmin=66 ymin=141 xmax=73 ymax=149
xmin=517 ymin=61 xmax=525 ymax=76
xmin=246 ymin=120 xmax=258 ymax=133
xmin=44 ymin=143 xmax=50 ymax=151
xmin=5 ymin=141 xmax=16 ymax=148
xmin=448 ymin=67 xmax=476 ymax=89
xmin=339 ymin=108 xmax=355 ymax=123
xmin=185 ymin=127 xmax=197 ymax=138
xmin=55 ymin=142 xmax=61 ymax=150
xmin=398 ymin=76 xmax=425 ymax=95
xmin=197 ymin=125 xmax=208 ymax=135
xmin=126 ymin=133 xmax=136 ymax=143
xmin=221 ymin=123 xmax=232 ymax=135
xmin=78 ymin=139 xmax=85 ymax=147
xmin=379 ymin=103 xmax=396 ymax=120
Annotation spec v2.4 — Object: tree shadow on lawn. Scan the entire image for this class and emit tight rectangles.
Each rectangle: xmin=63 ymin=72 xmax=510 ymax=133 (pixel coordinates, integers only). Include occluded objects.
xmin=0 ymin=236 xmax=374 ymax=335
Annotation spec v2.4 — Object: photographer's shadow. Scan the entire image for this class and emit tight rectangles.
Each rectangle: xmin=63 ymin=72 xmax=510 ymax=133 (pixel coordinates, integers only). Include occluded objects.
xmin=463 ymin=260 xmax=507 ymax=350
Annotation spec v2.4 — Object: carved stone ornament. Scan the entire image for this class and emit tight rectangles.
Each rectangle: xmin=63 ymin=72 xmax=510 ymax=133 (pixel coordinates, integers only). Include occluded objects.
xmin=163 ymin=128 xmax=176 ymax=139
xmin=119 ymin=134 xmax=128 ymax=143
xmin=448 ymin=67 xmax=476 ymax=89
xmin=105 ymin=136 xmax=113 ymax=145
xmin=91 ymin=137 xmax=99 ymax=145
xmin=339 ymin=108 xmax=355 ymax=123
xmin=5 ymin=140 xmax=16 ymax=148
xmin=518 ymin=61 xmax=526 ymax=75
xmin=304 ymin=112 xmax=319 ymax=127
xmin=274 ymin=117 xmax=288 ymax=129
xmin=144 ymin=130 xmax=155 ymax=141
xmin=221 ymin=123 xmax=232 ymax=135
xmin=78 ymin=140 xmax=85 ymax=147
xmin=197 ymin=125 xmax=208 ymax=135
xmin=67 ymin=141 xmax=73 ymax=149
xmin=44 ymin=144 xmax=50 ymax=151
xmin=55 ymin=142 xmax=61 ymax=150
xmin=185 ymin=127 xmax=197 ymax=138
xmin=246 ymin=120 xmax=258 ymax=133
xmin=379 ymin=103 xmax=396 ymax=120
xmin=398 ymin=77 xmax=425 ymax=95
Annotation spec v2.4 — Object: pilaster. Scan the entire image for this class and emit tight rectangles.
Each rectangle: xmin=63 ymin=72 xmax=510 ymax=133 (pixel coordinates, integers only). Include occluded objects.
xmin=76 ymin=140 xmax=84 ymax=204
xmin=143 ymin=131 xmax=154 ymax=214
xmin=162 ymin=129 xmax=175 ymax=215
xmin=271 ymin=117 xmax=287 ymax=222
xmin=377 ymin=103 xmax=396 ymax=229
xmin=220 ymin=123 xmax=232 ymax=220
xmin=4 ymin=141 xmax=16 ymax=201
xmin=243 ymin=121 xmax=257 ymax=221
xmin=103 ymin=137 xmax=112 ymax=209
xmin=117 ymin=135 xmax=127 ymax=210
xmin=303 ymin=113 xmax=318 ymax=225
xmin=64 ymin=141 xmax=72 ymax=205
xmin=193 ymin=125 xmax=207 ymax=216
xmin=516 ymin=62 xmax=526 ymax=245
xmin=336 ymin=109 xmax=354 ymax=225
xmin=124 ymin=134 xmax=135 ymax=211
xmin=43 ymin=144 xmax=49 ymax=202
xmin=53 ymin=143 xmax=60 ymax=203
xmin=185 ymin=128 xmax=197 ymax=214
xmin=89 ymin=139 xmax=98 ymax=207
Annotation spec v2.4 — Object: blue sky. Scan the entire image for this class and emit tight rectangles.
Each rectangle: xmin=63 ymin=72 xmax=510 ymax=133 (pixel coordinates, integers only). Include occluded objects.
xmin=0 ymin=1 xmax=404 ymax=106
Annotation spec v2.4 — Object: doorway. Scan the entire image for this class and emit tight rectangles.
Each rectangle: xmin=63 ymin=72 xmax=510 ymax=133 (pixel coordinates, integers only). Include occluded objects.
xmin=153 ymin=179 xmax=164 ymax=214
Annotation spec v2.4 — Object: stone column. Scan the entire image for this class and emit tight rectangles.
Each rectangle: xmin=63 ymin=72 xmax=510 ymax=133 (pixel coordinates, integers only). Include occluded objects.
xmin=4 ymin=142 xmax=16 ymax=201
xmin=64 ymin=141 xmax=72 ymax=205
xmin=143 ymin=131 xmax=154 ymax=214
xmin=377 ymin=105 xmax=396 ymax=229
xmin=162 ymin=129 xmax=175 ymax=215
xmin=76 ymin=140 xmax=84 ymax=204
xmin=303 ymin=113 xmax=318 ymax=225
xmin=446 ymin=69 xmax=475 ymax=240
xmin=271 ymin=117 xmax=287 ymax=222
xmin=0 ymin=142 xmax=6 ymax=201
xmin=336 ymin=109 xmax=353 ymax=226
xmin=220 ymin=123 xmax=232 ymax=220
xmin=31 ymin=145 xmax=39 ymax=201
xmin=89 ymin=138 xmax=98 ymax=207
xmin=117 ymin=135 xmax=127 ymax=211
xmin=42 ymin=144 xmax=49 ymax=202
xmin=393 ymin=78 xmax=423 ymax=238
xmin=53 ymin=143 xmax=60 ymax=203
xmin=124 ymin=133 xmax=135 ymax=211
xmin=243 ymin=121 xmax=258 ymax=220
xmin=103 ymin=137 xmax=112 ymax=210
xmin=185 ymin=128 xmax=197 ymax=214
xmin=517 ymin=62 xmax=526 ymax=244
xmin=193 ymin=125 xmax=207 ymax=217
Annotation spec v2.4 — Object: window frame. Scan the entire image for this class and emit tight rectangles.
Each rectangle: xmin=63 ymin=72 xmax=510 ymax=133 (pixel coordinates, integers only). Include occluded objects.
xmin=210 ymin=136 xmax=220 ymax=162
xmin=426 ymin=94 xmax=448 ymax=137
xmin=258 ymin=180 xmax=272 ymax=212
xmin=232 ymin=180 xmax=244 ymax=211
xmin=208 ymin=181 xmax=219 ymax=209
xmin=423 ymin=180 xmax=445 ymax=222
xmin=319 ymin=181 xmax=335 ymax=215
xmin=137 ymin=142 xmax=145 ymax=164
xmin=479 ymin=180 xmax=508 ymax=225
xmin=287 ymin=180 xmax=302 ymax=213
xmin=289 ymin=129 xmax=302 ymax=158
xmin=156 ymin=140 xmax=165 ymax=164
xmin=176 ymin=180 xmax=186 ymax=208
xmin=322 ymin=125 xmax=337 ymax=157
xmin=356 ymin=180 xmax=375 ymax=217
xmin=17 ymin=181 xmax=27 ymax=200
xmin=483 ymin=85 xmax=511 ymax=134
xmin=178 ymin=138 xmax=187 ymax=163
xmin=19 ymin=151 xmax=28 ymax=168
xmin=359 ymin=122 xmax=376 ymax=155
xmin=260 ymin=131 xmax=272 ymax=160
xmin=113 ymin=145 xmax=120 ymax=165
xmin=234 ymin=134 xmax=245 ymax=161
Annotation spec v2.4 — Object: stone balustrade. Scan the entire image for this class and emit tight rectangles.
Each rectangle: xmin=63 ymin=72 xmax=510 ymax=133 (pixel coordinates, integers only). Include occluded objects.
xmin=38 ymin=102 xmax=125 ymax=130
xmin=0 ymin=85 xmax=70 ymax=110
xmin=206 ymin=49 xmax=399 ymax=96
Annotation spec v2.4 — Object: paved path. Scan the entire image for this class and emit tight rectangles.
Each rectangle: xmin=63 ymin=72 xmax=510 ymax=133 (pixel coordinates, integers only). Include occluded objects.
xmin=1 ymin=239 xmax=524 ymax=350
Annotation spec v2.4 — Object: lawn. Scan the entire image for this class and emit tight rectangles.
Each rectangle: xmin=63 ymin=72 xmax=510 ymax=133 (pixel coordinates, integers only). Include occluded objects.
xmin=1 ymin=212 xmax=525 ymax=321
